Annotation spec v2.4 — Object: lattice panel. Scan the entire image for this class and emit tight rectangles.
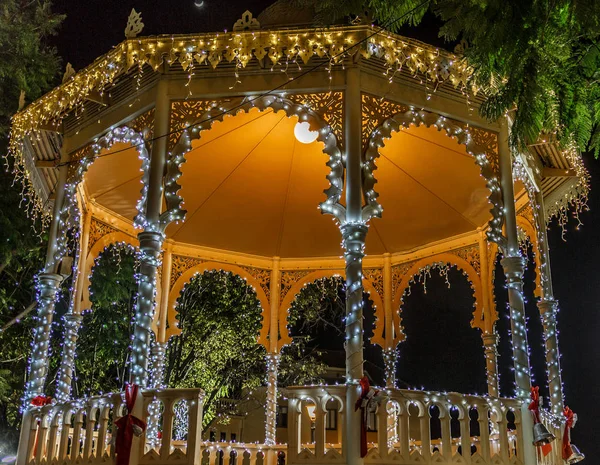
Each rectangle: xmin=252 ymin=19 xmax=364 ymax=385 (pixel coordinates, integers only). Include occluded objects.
xmin=390 ymin=262 xmax=415 ymax=301
xmin=280 ymin=270 xmax=312 ymax=302
xmin=169 ymin=255 xmax=204 ymax=289
xmin=287 ymin=92 xmax=343 ymax=143
xmin=169 ymin=99 xmax=221 ymax=150
xmin=67 ymin=144 xmax=93 ymax=181
xmin=128 ymin=108 xmax=155 ymax=138
xmin=240 ymin=265 xmax=271 ymax=302
xmin=363 ymin=267 xmax=384 ymax=298
xmin=361 ymin=93 xmax=410 ymax=147
xmin=451 ymin=244 xmax=481 ymax=275
xmin=88 ymin=218 xmax=119 ymax=250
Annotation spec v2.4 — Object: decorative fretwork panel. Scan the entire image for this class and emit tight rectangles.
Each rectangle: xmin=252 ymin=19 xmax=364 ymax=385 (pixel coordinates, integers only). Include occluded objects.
xmin=361 ymin=93 xmax=410 ymax=147
xmin=128 ymin=108 xmax=155 ymax=138
xmin=169 ymin=255 xmax=204 ymax=289
xmin=455 ymin=123 xmax=500 ymax=175
xmin=287 ymin=92 xmax=343 ymax=143
xmin=450 ymin=244 xmax=481 ymax=275
xmin=67 ymin=144 xmax=93 ymax=181
xmin=363 ymin=267 xmax=384 ymax=299
xmin=518 ymin=203 xmax=535 ymax=225
xmin=169 ymin=99 xmax=221 ymax=150
xmin=88 ymin=218 xmax=118 ymax=250
xmin=390 ymin=262 xmax=415 ymax=302
xmin=240 ymin=265 xmax=271 ymax=303
xmin=280 ymin=270 xmax=311 ymax=302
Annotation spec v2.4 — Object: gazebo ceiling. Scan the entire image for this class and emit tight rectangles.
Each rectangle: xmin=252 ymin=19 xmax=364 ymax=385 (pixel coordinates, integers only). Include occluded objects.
xmin=83 ymin=109 xmax=491 ymax=259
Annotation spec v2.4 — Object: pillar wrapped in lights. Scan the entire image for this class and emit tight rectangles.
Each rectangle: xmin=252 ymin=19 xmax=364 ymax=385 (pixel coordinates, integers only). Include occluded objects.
xmin=482 ymin=333 xmax=500 ymax=397
xmin=342 ymin=223 xmax=368 ymax=383
xmin=130 ymin=231 xmax=163 ymax=387
xmin=382 ymin=348 xmax=397 ymax=388
xmin=264 ymin=353 xmax=280 ymax=445
xmin=24 ymin=273 xmax=64 ymax=403
xmin=538 ymin=299 xmax=563 ymax=416
xmin=55 ymin=312 xmax=84 ymax=402
xmin=532 ymin=190 xmax=565 ymax=415
xmin=149 ymin=341 xmax=168 ymax=389
xmin=383 ymin=347 xmax=399 ymax=445
xmin=498 ymin=120 xmax=532 ymax=400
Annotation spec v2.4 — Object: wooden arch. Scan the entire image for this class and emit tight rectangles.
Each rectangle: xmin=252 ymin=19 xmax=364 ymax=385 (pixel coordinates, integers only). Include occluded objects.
xmin=392 ymin=252 xmax=485 ymax=348
xmin=276 ymin=269 xmax=385 ymax=351
xmin=79 ymin=231 xmax=139 ymax=314
xmin=167 ymin=261 xmax=271 ymax=349
xmin=78 ymin=231 xmax=163 ymax=341
xmin=169 ymin=94 xmax=346 ymax=223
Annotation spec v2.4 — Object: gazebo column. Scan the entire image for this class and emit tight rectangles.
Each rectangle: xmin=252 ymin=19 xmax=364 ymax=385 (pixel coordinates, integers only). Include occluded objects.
xmin=538 ymin=300 xmax=562 ymax=415
xmin=130 ymin=232 xmax=163 ymax=387
xmin=149 ymin=242 xmax=172 ymax=389
xmin=482 ymin=333 xmax=499 ymax=397
xmin=265 ymin=258 xmax=281 ymax=446
xmin=55 ymin=208 xmax=92 ymax=402
xmin=265 ymin=354 xmax=280 ymax=447
xmin=343 ymin=66 xmax=367 ymax=465
xmin=498 ymin=120 xmax=532 ymax=400
xmin=55 ymin=313 xmax=84 ymax=402
xmin=382 ymin=254 xmax=397 ymax=388
xmin=498 ymin=120 xmax=536 ymax=465
xmin=149 ymin=341 xmax=168 ymax=388
xmin=24 ymin=161 xmax=68 ymax=403
xmin=532 ymin=191 xmax=564 ymax=415
xmin=130 ymin=79 xmax=169 ymax=387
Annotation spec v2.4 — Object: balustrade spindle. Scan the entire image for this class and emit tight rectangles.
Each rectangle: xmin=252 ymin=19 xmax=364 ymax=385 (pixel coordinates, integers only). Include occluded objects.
xmin=418 ymin=408 xmax=431 ymax=463
xmin=83 ymin=407 xmax=95 ymax=459
xmin=57 ymin=411 xmax=71 ymax=461
xmin=97 ymin=405 xmax=110 ymax=458
xmin=46 ymin=414 xmax=60 ymax=461
xmin=439 ymin=407 xmax=451 ymax=461
xmin=161 ymin=399 xmax=176 ymax=460
xmin=26 ymin=415 xmax=38 ymax=464
xmin=476 ymin=405 xmax=491 ymax=460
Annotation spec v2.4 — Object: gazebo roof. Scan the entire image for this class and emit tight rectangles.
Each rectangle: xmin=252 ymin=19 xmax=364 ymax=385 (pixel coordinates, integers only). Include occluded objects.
xmin=8 ymin=14 xmax=589 ymax=234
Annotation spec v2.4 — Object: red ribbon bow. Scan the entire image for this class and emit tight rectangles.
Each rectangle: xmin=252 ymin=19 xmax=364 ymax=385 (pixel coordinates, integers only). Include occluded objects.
xmin=31 ymin=395 xmax=53 ymax=406
xmin=528 ymin=386 xmax=541 ymax=424
xmin=115 ymin=384 xmax=146 ymax=465
xmin=562 ymin=406 xmax=576 ymax=460
xmin=354 ymin=376 xmax=379 ymax=458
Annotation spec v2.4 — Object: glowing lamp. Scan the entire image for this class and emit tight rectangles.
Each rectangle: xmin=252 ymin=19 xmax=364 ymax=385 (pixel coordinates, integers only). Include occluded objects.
xmin=294 ymin=122 xmax=318 ymax=144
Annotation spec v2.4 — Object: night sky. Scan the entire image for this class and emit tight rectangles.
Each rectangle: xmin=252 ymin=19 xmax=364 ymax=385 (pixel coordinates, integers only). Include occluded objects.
xmin=49 ymin=0 xmax=600 ymax=458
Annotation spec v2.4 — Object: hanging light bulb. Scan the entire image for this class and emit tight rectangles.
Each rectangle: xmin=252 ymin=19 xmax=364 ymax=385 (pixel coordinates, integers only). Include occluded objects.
xmin=294 ymin=121 xmax=318 ymax=144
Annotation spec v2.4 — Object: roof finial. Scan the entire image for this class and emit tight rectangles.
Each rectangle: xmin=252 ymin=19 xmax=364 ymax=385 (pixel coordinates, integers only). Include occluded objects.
xmin=62 ymin=63 xmax=75 ymax=83
xmin=233 ymin=10 xmax=260 ymax=31
xmin=125 ymin=8 xmax=144 ymax=39
xmin=18 ymin=90 xmax=26 ymax=111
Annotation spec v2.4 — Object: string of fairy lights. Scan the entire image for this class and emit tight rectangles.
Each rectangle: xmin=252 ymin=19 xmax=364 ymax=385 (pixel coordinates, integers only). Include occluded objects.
xmin=14 ymin=2 xmax=586 ymax=463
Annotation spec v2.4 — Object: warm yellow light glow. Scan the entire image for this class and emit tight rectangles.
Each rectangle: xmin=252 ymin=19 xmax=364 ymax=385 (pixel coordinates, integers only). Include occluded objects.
xmin=305 ymin=404 xmax=317 ymax=422
xmin=294 ymin=121 xmax=319 ymax=144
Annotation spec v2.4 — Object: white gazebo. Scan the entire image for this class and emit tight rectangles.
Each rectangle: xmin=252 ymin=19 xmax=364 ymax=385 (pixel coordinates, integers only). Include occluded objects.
xmin=9 ymin=4 xmax=587 ymax=465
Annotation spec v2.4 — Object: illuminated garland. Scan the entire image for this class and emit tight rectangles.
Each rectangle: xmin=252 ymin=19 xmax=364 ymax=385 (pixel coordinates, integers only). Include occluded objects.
xmin=9 ymin=25 xmax=471 ymax=223
xmin=362 ymin=109 xmax=505 ymax=245
xmin=169 ymin=94 xmax=345 ymax=224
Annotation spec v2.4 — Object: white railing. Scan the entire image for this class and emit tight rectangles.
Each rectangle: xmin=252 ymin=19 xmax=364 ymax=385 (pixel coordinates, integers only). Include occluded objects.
xmin=17 ymin=387 xmax=563 ymax=465
xmin=17 ymin=392 xmax=122 ymax=465
xmin=284 ymin=385 xmax=563 ymax=465
xmin=17 ymin=389 xmax=285 ymax=465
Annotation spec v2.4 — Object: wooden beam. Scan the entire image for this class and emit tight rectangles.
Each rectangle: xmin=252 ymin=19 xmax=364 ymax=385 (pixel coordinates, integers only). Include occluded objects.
xmin=542 ymin=167 xmax=577 ymax=178
xmin=85 ymin=90 xmax=110 ymax=106
xmin=38 ymin=123 xmax=62 ymax=133
xmin=35 ymin=159 xmax=58 ymax=168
